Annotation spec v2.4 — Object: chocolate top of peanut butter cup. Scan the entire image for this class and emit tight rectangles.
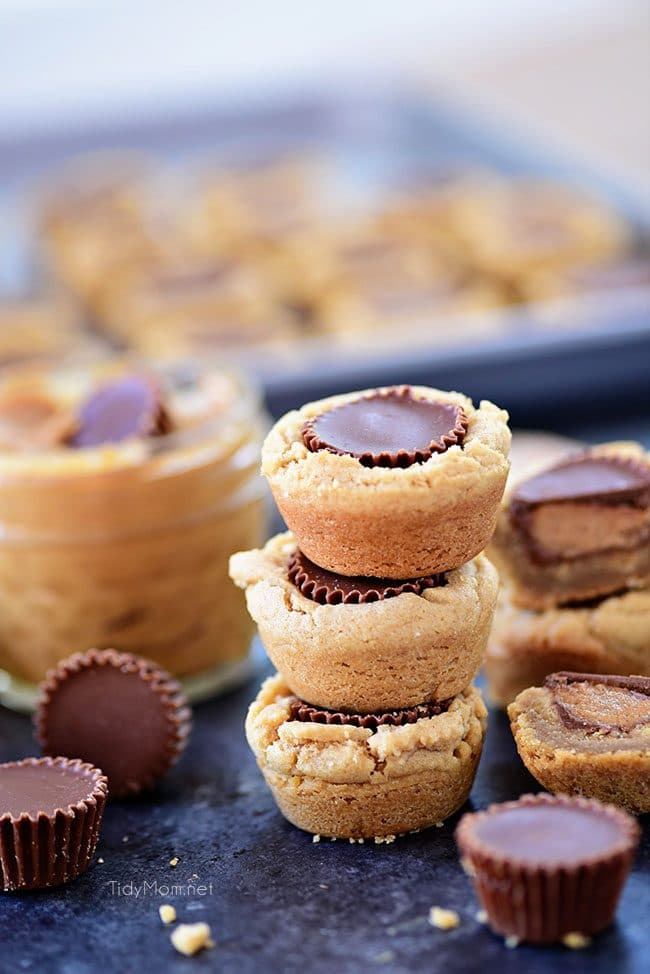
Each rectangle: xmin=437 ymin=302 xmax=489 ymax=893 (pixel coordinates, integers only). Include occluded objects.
xmin=457 ymin=794 xmax=638 ymax=869
xmin=545 ymin=671 xmax=650 ymax=734
xmin=512 ymin=452 xmax=650 ymax=508
xmin=288 ymin=696 xmax=452 ymax=729
xmin=287 ymin=549 xmax=446 ymax=604
xmin=302 ymin=387 xmax=467 ymax=467
xmin=0 ymin=756 xmax=107 ymax=820
xmin=70 ymin=374 xmax=171 ymax=447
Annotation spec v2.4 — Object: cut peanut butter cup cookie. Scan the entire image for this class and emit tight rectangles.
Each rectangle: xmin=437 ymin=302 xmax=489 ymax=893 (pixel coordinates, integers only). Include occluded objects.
xmin=262 ymin=385 xmax=510 ymax=577
xmin=246 ymin=673 xmax=487 ymax=839
xmin=508 ymin=672 xmax=650 ymax=813
xmin=230 ymin=532 xmax=498 ymax=712
xmin=456 ymin=794 xmax=639 ymax=943
xmin=490 ymin=442 xmax=650 ymax=609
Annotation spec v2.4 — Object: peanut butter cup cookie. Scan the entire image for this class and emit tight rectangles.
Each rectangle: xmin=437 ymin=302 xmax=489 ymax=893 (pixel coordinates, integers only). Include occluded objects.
xmin=490 ymin=442 xmax=650 ymax=610
xmin=509 ymin=672 xmax=650 ymax=814
xmin=485 ymin=587 xmax=650 ymax=706
xmin=262 ymin=385 xmax=510 ymax=577
xmin=230 ymin=532 xmax=498 ymax=712
xmin=246 ymin=673 xmax=487 ymax=839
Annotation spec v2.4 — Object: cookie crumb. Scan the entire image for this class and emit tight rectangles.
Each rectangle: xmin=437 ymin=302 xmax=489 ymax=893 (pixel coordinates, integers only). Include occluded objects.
xmin=373 ymin=950 xmax=395 ymax=964
xmin=563 ymin=932 xmax=591 ymax=950
xmin=319 ymin=884 xmax=329 ymax=889
xmin=475 ymin=910 xmax=488 ymax=924
xmin=429 ymin=907 xmax=460 ymax=930
xmin=435 ymin=821 xmax=444 ymax=828
xmin=97 ymin=857 xmax=104 ymax=864
xmin=170 ymin=922 xmax=214 ymax=956
xmin=159 ymin=904 xmax=177 ymax=925
xmin=122 ymin=836 xmax=129 ymax=843
xmin=348 ymin=837 xmax=365 ymax=844
xmin=169 ymin=856 xmax=179 ymax=867
xmin=374 ymin=834 xmax=396 ymax=845
xmin=504 ymin=936 xmax=520 ymax=949
xmin=312 ymin=835 xmax=321 ymax=843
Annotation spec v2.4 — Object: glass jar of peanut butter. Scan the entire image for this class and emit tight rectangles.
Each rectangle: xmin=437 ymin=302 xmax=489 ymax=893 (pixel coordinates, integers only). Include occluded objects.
xmin=0 ymin=359 xmax=267 ymax=710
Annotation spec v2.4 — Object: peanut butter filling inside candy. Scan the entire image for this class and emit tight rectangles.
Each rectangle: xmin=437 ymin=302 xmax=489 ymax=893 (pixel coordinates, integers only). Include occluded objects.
xmin=302 ymin=386 xmax=467 ymax=467
xmin=546 ymin=673 xmax=650 ymax=734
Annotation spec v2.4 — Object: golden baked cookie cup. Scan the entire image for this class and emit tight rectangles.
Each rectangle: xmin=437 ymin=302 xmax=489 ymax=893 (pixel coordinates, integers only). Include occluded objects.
xmin=485 ymin=587 xmax=650 ymax=707
xmin=230 ymin=532 xmax=498 ymax=712
xmin=509 ymin=674 xmax=650 ymax=815
xmin=262 ymin=386 xmax=510 ymax=578
xmin=245 ymin=674 xmax=487 ymax=839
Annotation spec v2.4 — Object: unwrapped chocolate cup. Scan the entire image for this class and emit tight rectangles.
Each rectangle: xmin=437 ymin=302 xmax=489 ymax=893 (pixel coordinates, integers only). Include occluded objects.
xmin=455 ymin=793 xmax=639 ymax=943
xmin=0 ymin=756 xmax=107 ymax=891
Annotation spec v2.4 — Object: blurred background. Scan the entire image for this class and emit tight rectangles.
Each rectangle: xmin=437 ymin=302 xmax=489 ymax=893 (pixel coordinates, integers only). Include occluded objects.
xmin=1 ymin=0 xmax=649 ymax=435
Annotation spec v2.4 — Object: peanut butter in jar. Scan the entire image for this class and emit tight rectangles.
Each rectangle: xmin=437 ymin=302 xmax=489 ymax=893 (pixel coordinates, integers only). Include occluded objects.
xmin=0 ymin=359 xmax=267 ymax=710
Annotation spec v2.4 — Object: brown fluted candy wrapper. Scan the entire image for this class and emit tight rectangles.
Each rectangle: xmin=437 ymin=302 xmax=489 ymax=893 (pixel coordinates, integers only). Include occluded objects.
xmin=36 ymin=649 xmax=191 ymax=798
xmin=287 ymin=549 xmax=446 ymax=604
xmin=302 ymin=386 xmax=467 ymax=467
xmin=288 ymin=695 xmax=452 ymax=729
xmin=455 ymin=793 xmax=639 ymax=944
xmin=0 ymin=756 xmax=107 ymax=891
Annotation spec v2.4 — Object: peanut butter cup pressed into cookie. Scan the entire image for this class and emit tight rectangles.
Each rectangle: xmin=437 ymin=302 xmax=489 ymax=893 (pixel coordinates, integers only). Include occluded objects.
xmin=0 ymin=756 xmax=107 ymax=891
xmin=262 ymin=385 xmax=510 ymax=577
xmin=36 ymin=649 xmax=191 ymax=797
xmin=246 ymin=673 xmax=487 ymax=839
xmin=230 ymin=532 xmax=498 ymax=712
xmin=456 ymin=793 xmax=639 ymax=943
xmin=490 ymin=442 xmax=650 ymax=609
xmin=508 ymin=672 xmax=650 ymax=813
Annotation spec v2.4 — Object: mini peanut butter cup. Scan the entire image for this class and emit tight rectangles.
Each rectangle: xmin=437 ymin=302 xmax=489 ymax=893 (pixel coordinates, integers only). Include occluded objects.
xmin=302 ymin=386 xmax=467 ymax=467
xmin=70 ymin=374 xmax=171 ymax=448
xmin=287 ymin=549 xmax=446 ymax=604
xmin=545 ymin=671 xmax=650 ymax=733
xmin=36 ymin=649 xmax=191 ymax=798
xmin=0 ymin=756 xmax=107 ymax=891
xmin=288 ymin=695 xmax=452 ymax=728
xmin=456 ymin=793 xmax=639 ymax=943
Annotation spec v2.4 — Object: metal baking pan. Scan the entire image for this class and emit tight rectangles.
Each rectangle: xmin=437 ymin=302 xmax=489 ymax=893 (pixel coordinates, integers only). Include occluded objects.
xmin=1 ymin=87 xmax=648 ymax=425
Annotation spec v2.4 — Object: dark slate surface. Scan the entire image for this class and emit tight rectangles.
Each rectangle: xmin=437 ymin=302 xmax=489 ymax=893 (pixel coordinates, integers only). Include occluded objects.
xmin=0 ymin=649 xmax=648 ymax=974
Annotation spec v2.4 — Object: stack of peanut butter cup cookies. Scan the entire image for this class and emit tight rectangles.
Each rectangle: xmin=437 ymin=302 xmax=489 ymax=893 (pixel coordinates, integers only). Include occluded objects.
xmin=230 ymin=385 xmax=511 ymax=839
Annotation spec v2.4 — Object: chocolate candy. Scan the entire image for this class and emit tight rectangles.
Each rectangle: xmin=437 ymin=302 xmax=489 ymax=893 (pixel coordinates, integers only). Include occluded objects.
xmin=0 ymin=756 xmax=107 ymax=890
xmin=36 ymin=649 xmax=191 ymax=798
xmin=545 ymin=671 xmax=650 ymax=733
xmin=70 ymin=374 xmax=170 ymax=447
xmin=456 ymin=793 xmax=639 ymax=943
xmin=513 ymin=453 xmax=650 ymax=507
xmin=288 ymin=696 xmax=451 ymax=729
xmin=287 ymin=549 xmax=446 ymax=604
xmin=302 ymin=386 xmax=467 ymax=467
